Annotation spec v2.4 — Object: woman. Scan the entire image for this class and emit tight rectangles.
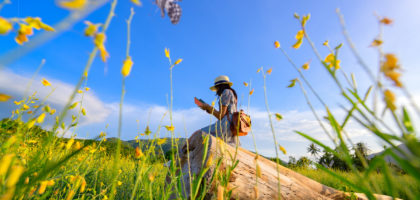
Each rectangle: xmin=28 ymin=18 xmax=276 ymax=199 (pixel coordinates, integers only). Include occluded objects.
xmin=197 ymin=75 xmax=240 ymax=146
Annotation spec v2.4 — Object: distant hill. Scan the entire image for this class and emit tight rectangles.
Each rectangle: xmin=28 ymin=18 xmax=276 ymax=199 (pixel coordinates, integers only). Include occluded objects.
xmin=368 ymin=143 xmax=410 ymax=165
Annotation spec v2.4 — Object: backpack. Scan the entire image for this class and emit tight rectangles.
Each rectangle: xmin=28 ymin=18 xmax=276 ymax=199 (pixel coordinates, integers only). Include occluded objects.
xmin=228 ymin=109 xmax=251 ymax=136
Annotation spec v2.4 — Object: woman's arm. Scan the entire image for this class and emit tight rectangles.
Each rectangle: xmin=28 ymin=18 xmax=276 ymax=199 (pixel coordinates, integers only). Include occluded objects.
xmin=203 ymin=104 xmax=227 ymax=120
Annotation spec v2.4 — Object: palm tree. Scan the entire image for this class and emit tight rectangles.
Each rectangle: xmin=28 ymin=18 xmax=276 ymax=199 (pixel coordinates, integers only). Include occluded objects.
xmin=307 ymin=143 xmax=321 ymax=158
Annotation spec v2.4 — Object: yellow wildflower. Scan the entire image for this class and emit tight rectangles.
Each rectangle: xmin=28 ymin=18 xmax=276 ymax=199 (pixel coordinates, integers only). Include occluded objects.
xmin=371 ymin=39 xmax=383 ymax=47
xmin=279 ymin=145 xmax=287 ymax=154
xmin=85 ymin=87 xmax=90 ymax=91
xmin=384 ymin=89 xmax=396 ymax=111
xmin=69 ymin=102 xmax=78 ymax=109
xmin=38 ymin=181 xmax=48 ymax=194
xmin=165 ymin=125 xmax=175 ymax=132
xmin=84 ymin=21 xmax=99 ymax=37
xmin=80 ymin=178 xmax=86 ymax=192
xmin=243 ymin=82 xmax=248 ymax=87
xmin=301 ymin=14 xmax=310 ymax=27
xmin=292 ymin=38 xmax=303 ymax=49
xmin=381 ymin=54 xmax=402 ymax=87
xmin=205 ymin=152 xmax=213 ymax=167
xmin=74 ymin=141 xmax=81 ymax=150
xmin=37 ymin=113 xmax=46 ymax=123
xmin=254 ymin=185 xmax=259 ymax=199
xmin=77 ymin=90 xmax=83 ymax=93
xmin=50 ymin=109 xmax=56 ymax=115
xmin=6 ymin=165 xmax=25 ymax=187
xmin=0 ymin=154 xmax=14 ymax=176
xmin=302 ymin=61 xmax=310 ymax=70
xmin=380 ymin=17 xmax=393 ymax=25
xmin=14 ymin=100 xmax=22 ymax=105
xmin=266 ymin=68 xmax=272 ymax=75
xmin=66 ymin=138 xmax=74 ymax=150
xmin=217 ymin=185 xmax=224 ymax=200
xmin=0 ymin=93 xmax=12 ymax=102
xmin=295 ymin=30 xmax=304 ymax=40
xmin=22 ymin=104 xmax=30 ymax=111
xmin=324 ymin=53 xmax=340 ymax=69
xmin=94 ymin=33 xmax=109 ymax=62
xmin=15 ymin=23 xmax=33 ymax=45
xmin=275 ymin=113 xmax=283 ymax=121
xmin=174 ymin=58 xmax=183 ymax=65
xmin=47 ymin=180 xmax=55 ymax=186
xmin=144 ymin=125 xmax=151 ymax=135
xmin=148 ymin=173 xmax=155 ymax=182
xmin=121 ymin=56 xmax=133 ymax=77
xmin=81 ymin=108 xmax=86 ymax=116
xmin=66 ymin=190 xmax=75 ymax=200
xmin=322 ymin=40 xmax=329 ymax=46
xmin=130 ymin=0 xmax=142 ymax=5
xmin=274 ymin=40 xmax=280 ymax=48
xmin=256 ymin=163 xmax=261 ymax=178
xmin=287 ymin=78 xmax=297 ymax=88
xmin=0 ymin=17 xmax=13 ymax=35
xmin=117 ymin=181 xmax=122 ymax=186
xmin=25 ymin=17 xmax=54 ymax=31
xmin=164 ymin=48 xmax=170 ymax=58
xmin=42 ymin=78 xmax=51 ymax=86
xmin=135 ymin=147 xmax=143 ymax=158
xmin=157 ymin=138 xmax=167 ymax=145
xmin=59 ymin=0 xmax=87 ymax=10
xmin=249 ymin=89 xmax=254 ymax=95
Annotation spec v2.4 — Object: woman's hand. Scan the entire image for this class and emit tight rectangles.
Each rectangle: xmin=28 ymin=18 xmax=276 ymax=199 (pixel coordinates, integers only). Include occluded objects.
xmin=200 ymin=103 xmax=211 ymax=113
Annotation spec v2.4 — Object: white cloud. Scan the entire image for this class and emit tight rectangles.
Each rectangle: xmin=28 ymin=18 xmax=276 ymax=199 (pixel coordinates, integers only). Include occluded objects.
xmin=0 ymin=69 xmax=111 ymax=125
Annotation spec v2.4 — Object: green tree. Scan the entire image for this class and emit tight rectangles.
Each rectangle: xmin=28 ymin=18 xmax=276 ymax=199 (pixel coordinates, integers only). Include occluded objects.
xmin=307 ymin=143 xmax=321 ymax=159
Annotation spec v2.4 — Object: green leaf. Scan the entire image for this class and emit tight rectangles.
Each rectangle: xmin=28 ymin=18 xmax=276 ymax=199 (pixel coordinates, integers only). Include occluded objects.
xmin=275 ymin=113 xmax=283 ymax=121
xmin=287 ymin=79 xmax=297 ymax=88
xmin=402 ymin=107 xmax=414 ymax=133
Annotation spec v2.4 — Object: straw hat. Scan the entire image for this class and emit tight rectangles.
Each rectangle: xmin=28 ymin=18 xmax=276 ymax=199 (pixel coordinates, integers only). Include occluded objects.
xmin=210 ymin=75 xmax=233 ymax=91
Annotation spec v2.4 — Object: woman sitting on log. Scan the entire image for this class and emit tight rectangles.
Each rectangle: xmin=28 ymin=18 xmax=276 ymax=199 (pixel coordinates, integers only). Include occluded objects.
xmin=195 ymin=75 xmax=240 ymax=146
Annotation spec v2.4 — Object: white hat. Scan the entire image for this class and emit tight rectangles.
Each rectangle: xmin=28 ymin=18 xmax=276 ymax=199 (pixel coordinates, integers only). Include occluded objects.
xmin=210 ymin=75 xmax=233 ymax=91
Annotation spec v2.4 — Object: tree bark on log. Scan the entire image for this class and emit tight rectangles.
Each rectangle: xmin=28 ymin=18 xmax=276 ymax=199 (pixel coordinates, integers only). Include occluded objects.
xmin=172 ymin=132 xmax=395 ymax=200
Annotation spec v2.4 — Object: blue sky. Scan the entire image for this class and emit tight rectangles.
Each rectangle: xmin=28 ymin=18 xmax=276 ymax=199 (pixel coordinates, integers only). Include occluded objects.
xmin=1 ymin=0 xmax=419 ymax=160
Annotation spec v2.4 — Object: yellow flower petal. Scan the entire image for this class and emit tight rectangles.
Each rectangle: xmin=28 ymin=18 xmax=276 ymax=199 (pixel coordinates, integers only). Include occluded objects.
xmin=85 ymin=87 xmax=90 ymax=91
xmin=292 ymin=38 xmax=303 ymax=49
xmin=0 ymin=17 xmax=13 ymax=35
xmin=157 ymin=138 xmax=167 ymax=145
xmin=0 ymin=93 xmax=12 ymax=102
xmin=249 ymin=89 xmax=254 ymax=95
xmin=266 ymin=68 xmax=272 ymax=75
xmin=302 ymin=61 xmax=310 ymax=70
xmin=6 ymin=165 xmax=25 ymax=187
xmin=42 ymin=78 xmax=51 ymax=86
xmin=274 ymin=41 xmax=280 ymax=48
xmin=130 ymin=0 xmax=141 ymax=6
xmin=84 ymin=21 xmax=98 ymax=37
xmin=59 ymin=0 xmax=87 ymax=10
xmin=380 ymin=17 xmax=393 ymax=25
xmin=38 ymin=181 xmax=48 ymax=194
xmin=77 ymin=90 xmax=83 ymax=93
xmin=243 ymin=82 xmax=248 ymax=87
xmin=121 ymin=56 xmax=133 ymax=77
xmin=295 ymin=30 xmax=304 ymax=40
xmin=279 ymin=145 xmax=287 ymax=154
xmin=174 ymin=58 xmax=183 ymax=65
xmin=164 ymin=48 xmax=170 ymax=58
xmin=81 ymin=108 xmax=86 ymax=116
xmin=37 ymin=113 xmax=46 ymax=123
xmin=0 ymin=154 xmax=14 ymax=176
xmin=69 ymin=102 xmax=78 ymax=109
xmin=322 ymin=40 xmax=329 ymax=46
xmin=371 ymin=39 xmax=383 ymax=47
xmin=275 ymin=113 xmax=283 ymax=121
xmin=23 ymin=104 xmax=30 ymax=110
xmin=50 ymin=109 xmax=56 ymax=115
xmin=384 ymin=89 xmax=396 ymax=111
xmin=165 ymin=125 xmax=175 ymax=132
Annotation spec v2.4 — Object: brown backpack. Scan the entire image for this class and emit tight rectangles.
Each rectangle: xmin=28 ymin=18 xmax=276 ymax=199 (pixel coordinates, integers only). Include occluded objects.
xmin=229 ymin=109 xmax=251 ymax=136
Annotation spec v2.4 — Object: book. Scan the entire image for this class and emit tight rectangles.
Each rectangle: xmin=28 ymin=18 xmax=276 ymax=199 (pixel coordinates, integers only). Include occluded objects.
xmin=194 ymin=97 xmax=206 ymax=107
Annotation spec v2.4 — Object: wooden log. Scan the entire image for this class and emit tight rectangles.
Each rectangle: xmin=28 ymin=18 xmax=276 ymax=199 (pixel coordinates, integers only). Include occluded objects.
xmin=173 ymin=131 xmax=396 ymax=200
